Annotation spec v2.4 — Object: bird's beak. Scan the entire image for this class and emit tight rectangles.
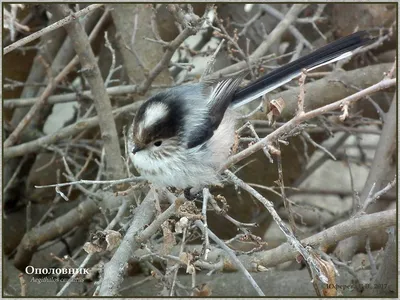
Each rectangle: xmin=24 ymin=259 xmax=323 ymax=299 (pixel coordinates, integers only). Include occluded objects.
xmin=131 ymin=143 xmax=143 ymax=155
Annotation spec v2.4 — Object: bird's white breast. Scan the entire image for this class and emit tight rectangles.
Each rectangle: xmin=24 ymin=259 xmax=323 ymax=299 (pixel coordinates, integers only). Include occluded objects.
xmin=129 ymin=110 xmax=237 ymax=189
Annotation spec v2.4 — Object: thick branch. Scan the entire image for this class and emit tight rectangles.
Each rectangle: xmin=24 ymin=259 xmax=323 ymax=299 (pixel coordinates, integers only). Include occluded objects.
xmin=37 ymin=5 xmax=124 ymax=179
xmin=334 ymin=92 xmax=397 ymax=261
xmin=3 ymin=84 xmax=139 ymax=108
xmin=240 ymin=209 xmax=395 ymax=269
xmin=363 ymin=228 xmax=397 ymax=297
xmin=99 ymin=189 xmax=158 ymax=295
xmin=251 ymin=63 xmax=394 ymax=120
xmin=13 ymin=195 xmax=99 ymax=270
xmin=4 ymin=101 xmax=143 ymax=159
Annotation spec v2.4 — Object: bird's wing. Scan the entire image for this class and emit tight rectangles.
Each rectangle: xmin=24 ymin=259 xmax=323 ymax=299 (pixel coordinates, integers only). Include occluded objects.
xmin=186 ymin=75 xmax=245 ymax=149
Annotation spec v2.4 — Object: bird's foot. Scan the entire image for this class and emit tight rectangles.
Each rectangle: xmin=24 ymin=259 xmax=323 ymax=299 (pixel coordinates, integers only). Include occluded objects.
xmin=184 ymin=187 xmax=203 ymax=201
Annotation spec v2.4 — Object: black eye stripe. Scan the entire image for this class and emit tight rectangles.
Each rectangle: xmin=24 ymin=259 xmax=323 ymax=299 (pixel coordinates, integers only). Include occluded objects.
xmin=133 ymin=90 xmax=188 ymax=146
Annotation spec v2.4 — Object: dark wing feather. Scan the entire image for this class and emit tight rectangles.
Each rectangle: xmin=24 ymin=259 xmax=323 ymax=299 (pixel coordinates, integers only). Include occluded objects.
xmin=203 ymin=74 xmax=246 ymax=131
xmin=186 ymin=75 xmax=245 ymax=149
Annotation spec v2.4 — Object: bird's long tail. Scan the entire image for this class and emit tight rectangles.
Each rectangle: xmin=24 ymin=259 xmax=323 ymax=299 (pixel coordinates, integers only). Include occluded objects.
xmin=231 ymin=31 xmax=374 ymax=109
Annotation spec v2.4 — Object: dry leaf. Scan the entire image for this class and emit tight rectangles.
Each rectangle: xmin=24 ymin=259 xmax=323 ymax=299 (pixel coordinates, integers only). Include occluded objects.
xmin=175 ymin=216 xmax=189 ymax=233
xmin=320 ymin=258 xmax=337 ymax=296
xmin=267 ymin=97 xmax=286 ymax=125
xmin=161 ymin=220 xmax=176 ymax=255
xmin=104 ymin=230 xmax=122 ymax=251
xmin=186 ymin=263 xmax=195 ymax=274
xmin=193 ymin=283 xmax=212 ymax=296
xmin=83 ymin=230 xmax=122 ymax=254
xmin=83 ymin=242 xmax=103 ymax=254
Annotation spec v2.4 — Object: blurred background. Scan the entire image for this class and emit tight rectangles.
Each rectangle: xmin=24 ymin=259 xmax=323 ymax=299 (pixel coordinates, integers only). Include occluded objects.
xmin=2 ymin=3 xmax=397 ymax=297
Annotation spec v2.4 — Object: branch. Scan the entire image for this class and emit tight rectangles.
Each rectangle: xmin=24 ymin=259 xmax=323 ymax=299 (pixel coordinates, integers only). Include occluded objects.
xmin=240 ymin=209 xmax=395 ymax=269
xmin=223 ymin=77 xmax=396 ymax=170
xmin=225 ymin=170 xmax=328 ymax=284
xmin=4 ymin=99 xmax=143 ymax=160
xmin=99 ymin=190 xmax=186 ymax=296
xmin=252 ymin=63 xmax=394 ymax=120
xmin=4 ymin=6 xmax=109 ymax=148
xmin=3 ymin=84 xmax=140 ymax=108
xmin=57 ymin=197 xmax=130 ymax=296
xmin=47 ymin=4 xmax=124 ymax=179
xmin=334 ymin=92 xmax=397 ymax=261
xmin=13 ymin=195 xmax=105 ymax=270
xmin=206 ymin=4 xmax=306 ymax=79
xmin=4 ymin=4 xmax=104 ymax=55
xmin=194 ymin=219 xmax=265 ymax=296
xmin=259 ymin=4 xmax=314 ymax=50
xmin=130 ymin=209 xmax=395 ymax=278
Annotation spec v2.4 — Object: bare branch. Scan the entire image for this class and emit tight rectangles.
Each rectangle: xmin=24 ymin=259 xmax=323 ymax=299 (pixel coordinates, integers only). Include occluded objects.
xmin=259 ymin=4 xmax=314 ymax=50
xmin=3 ymin=84 xmax=141 ymax=108
xmin=240 ymin=209 xmax=395 ymax=269
xmin=225 ymin=170 xmax=328 ymax=284
xmin=4 ymin=4 xmax=104 ymax=55
xmin=223 ymin=77 xmax=396 ymax=170
xmin=4 ymin=100 xmax=144 ymax=159
xmin=206 ymin=4 xmax=306 ymax=79
xmin=194 ymin=219 xmax=265 ymax=296
xmin=99 ymin=189 xmax=170 ymax=295
xmin=47 ymin=4 xmax=124 ymax=179
xmin=335 ymin=92 xmax=397 ymax=260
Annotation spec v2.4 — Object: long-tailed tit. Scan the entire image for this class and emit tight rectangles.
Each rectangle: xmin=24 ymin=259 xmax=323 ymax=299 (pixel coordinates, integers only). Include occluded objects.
xmin=128 ymin=31 xmax=373 ymax=189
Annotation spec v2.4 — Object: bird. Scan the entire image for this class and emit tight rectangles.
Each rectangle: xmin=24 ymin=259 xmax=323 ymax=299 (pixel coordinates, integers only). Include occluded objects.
xmin=128 ymin=31 xmax=373 ymax=191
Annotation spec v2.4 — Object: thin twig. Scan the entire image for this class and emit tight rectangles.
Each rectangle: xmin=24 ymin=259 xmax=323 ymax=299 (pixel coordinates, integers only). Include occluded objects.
xmin=276 ymin=144 xmax=296 ymax=232
xmin=3 ymin=155 xmax=28 ymax=193
xmin=247 ymin=122 xmax=274 ymax=163
xmin=194 ymin=219 xmax=265 ymax=296
xmin=35 ymin=176 xmax=144 ymax=189
xmin=206 ymin=4 xmax=306 ymax=80
xmin=18 ymin=274 xmax=27 ymax=296
xmin=4 ymin=100 xmax=144 ymax=159
xmin=3 ymin=84 xmax=143 ymax=108
xmin=57 ymin=254 xmax=92 ymax=296
xmin=225 ymin=170 xmax=328 ymax=284
xmin=259 ymin=4 xmax=314 ymax=50
xmin=365 ymin=237 xmax=378 ymax=277
xmin=202 ymin=188 xmax=211 ymax=260
xmin=200 ymin=39 xmax=225 ymax=81
xmin=302 ymin=131 xmax=336 ymax=160
xmin=169 ymin=227 xmax=187 ymax=296
xmin=359 ymin=176 xmax=396 ymax=215
xmin=223 ymin=78 xmax=396 ymax=170
xmin=4 ymin=4 xmax=104 ymax=54
xmin=48 ymin=4 xmax=124 ymax=179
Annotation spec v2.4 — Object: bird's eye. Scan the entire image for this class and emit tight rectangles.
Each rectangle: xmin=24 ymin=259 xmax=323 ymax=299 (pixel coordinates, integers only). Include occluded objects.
xmin=154 ymin=140 xmax=162 ymax=147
